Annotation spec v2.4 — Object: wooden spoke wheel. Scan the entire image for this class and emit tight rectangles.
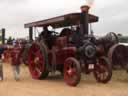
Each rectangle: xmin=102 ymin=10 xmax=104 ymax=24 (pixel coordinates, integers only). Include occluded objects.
xmin=108 ymin=44 xmax=127 ymax=68
xmin=94 ymin=56 xmax=112 ymax=83
xmin=28 ymin=42 xmax=49 ymax=79
xmin=64 ymin=57 xmax=81 ymax=86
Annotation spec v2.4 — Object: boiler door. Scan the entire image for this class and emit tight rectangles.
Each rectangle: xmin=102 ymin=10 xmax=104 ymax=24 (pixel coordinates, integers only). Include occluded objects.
xmin=84 ymin=43 xmax=96 ymax=58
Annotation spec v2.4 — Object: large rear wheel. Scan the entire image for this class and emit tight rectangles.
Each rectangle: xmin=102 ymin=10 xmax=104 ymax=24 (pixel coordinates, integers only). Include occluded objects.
xmin=28 ymin=42 xmax=49 ymax=79
xmin=64 ymin=57 xmax=81 ymax=86
xmin=94 ymin=56 xmax=112 ymax=83
xmin=108 ymin=44 xmax=127 ymax=69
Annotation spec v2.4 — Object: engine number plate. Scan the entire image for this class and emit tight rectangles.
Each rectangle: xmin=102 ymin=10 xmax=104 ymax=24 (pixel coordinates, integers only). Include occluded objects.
xmin=88 ymin=64 xmax=94 ymax=69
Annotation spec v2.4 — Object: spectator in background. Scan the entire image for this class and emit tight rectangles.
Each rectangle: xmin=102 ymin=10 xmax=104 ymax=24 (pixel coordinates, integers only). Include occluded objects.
xmin=7 ymin=37 xmax=13 ymax=45
xmin=0 ymin=44 xmax=7 ymax=80
xmin=11 ymin=40 xmax=22 ymax=81
xmin=12 ymin=38 xmax=16 ymax=46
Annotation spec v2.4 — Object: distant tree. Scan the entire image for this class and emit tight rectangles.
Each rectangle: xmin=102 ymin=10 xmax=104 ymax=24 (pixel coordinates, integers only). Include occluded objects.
xmin=119 ymin=36 xmax=128 ymax=43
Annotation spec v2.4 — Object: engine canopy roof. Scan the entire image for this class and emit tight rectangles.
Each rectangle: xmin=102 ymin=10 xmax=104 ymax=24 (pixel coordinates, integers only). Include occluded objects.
xmin=24 ymin=13 xmax=99 ymax=28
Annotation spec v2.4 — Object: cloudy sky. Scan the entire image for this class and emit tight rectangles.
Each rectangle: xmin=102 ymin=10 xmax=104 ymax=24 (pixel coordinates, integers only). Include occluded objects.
xmin=0 ymin=0 xmax=128 ymax=38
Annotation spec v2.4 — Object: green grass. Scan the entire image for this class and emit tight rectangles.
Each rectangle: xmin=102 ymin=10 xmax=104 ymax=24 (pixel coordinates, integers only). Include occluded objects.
xmin=112 ymin=70 xmax=128 ymax=82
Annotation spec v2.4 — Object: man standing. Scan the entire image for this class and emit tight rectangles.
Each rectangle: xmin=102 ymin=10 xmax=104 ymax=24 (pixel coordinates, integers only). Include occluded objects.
xmin=11 ymin=40 xmax=22 ymax=81
xmin=0 ymin=44 xmax=7 ymax=81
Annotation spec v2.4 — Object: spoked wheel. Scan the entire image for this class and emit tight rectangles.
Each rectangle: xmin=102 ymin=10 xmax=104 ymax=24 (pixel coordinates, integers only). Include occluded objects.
xmin=94 ymin=56 xmax=112 ymax=83
xmin=108 ymin=44 xmax=127 ymax=69
xmin=64 ymin=57 xmax=81 ymax=86
xmin=28 ymin=42 xmax=49 ymax=79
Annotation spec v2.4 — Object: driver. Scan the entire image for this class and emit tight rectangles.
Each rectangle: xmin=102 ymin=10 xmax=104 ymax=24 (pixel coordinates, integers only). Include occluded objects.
xmin=60 ymin=28 xmax=73 ymax=37
xmin=39 ymin=26 xmax=51 ymax=40
xmin=39 ymin=26 xmax=54 ymax=49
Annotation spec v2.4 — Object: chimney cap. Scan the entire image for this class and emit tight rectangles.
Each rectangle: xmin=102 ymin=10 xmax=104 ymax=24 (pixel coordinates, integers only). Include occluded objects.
xmin=81 ymin=5 xmax=90 ymax=11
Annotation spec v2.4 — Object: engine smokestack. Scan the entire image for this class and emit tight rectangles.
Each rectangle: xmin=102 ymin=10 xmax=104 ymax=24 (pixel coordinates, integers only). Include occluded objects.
xmin=80 ymin=5 xmax=90 ymax=35
xmin=80 ymin=0 xmax=94 ymax=36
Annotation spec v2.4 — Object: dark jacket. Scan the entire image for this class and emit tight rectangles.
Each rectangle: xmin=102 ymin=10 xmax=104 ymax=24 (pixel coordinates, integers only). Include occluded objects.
xmin=0 ymin=45 xmax=7 ymax=59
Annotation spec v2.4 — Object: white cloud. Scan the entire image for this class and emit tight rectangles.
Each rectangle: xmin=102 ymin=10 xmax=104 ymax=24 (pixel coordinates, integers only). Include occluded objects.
xmin=91 ymin=0 xmax=128 ymax=35
xmin=0 ymin=0 xmax=127 ymax=38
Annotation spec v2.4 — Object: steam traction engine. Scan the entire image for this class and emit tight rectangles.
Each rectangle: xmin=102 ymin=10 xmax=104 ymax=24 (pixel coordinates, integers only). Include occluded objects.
xmin=24 ymin=5 xmax=113 ymax=86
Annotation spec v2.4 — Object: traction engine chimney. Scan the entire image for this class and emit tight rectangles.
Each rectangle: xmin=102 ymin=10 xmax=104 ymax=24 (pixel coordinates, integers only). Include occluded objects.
xmin=80 ymin=5 xmax=90 ymax=36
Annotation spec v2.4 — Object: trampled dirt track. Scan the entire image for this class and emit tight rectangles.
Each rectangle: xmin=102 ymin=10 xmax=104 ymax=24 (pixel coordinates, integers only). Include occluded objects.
xmin=0 ymin=63 xmax=128 ymax=96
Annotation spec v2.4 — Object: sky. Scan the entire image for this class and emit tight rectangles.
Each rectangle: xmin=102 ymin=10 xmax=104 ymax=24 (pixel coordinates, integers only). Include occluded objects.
xmin=0 ymin=0 xmax=128 ymax=38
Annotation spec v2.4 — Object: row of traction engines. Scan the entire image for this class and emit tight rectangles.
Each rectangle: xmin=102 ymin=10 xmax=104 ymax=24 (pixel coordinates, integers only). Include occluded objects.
xmin=23 ymin=5 xmax=126 ymax=86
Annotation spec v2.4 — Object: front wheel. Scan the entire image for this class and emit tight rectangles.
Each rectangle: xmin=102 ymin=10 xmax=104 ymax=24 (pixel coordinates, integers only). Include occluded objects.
xmin=93 ymin=56 xmax=112 ymax=83
xmin=64 ymin=57 xmax=81 ymax=86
